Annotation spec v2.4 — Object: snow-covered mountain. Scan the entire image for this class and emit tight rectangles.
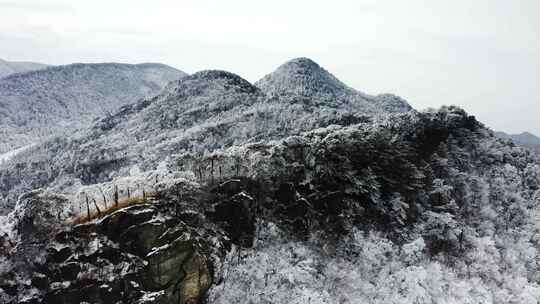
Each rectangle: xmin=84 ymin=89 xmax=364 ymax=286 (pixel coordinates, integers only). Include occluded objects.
xmin=0 ymin=58 xmax=49 ymax=79
xmin=4 ymin=105 xmax=540 ymax=303
xmin=496 ymin=131 xmax=540 ymax=148
xmin=255 ymin=57 xmax=412 ymax=113
xmin=0 ymin=59 xmax=413 ymax=212
xmin=0 ymin=62 xmax=186 ymax=153
xmin=6 ymin=58 xmax=540 ymax=303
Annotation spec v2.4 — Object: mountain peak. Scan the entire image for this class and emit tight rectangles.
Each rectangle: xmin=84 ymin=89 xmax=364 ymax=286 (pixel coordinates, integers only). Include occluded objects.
xmin=169 ymin=70 xmax=259 ymax=95
xmin=496 ymin=131 xmax=540 ymax=146
xmin=255 ymin=57 xmax=412 ymax=114
xmin=255 ymin=57 xmax=349 ymax=98
xmin=282 ymin=57 xmax=322 ymax=70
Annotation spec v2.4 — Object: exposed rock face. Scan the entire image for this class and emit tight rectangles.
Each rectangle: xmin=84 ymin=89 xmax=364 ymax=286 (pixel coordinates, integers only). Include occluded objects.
xmin=50 ymin=204 xmax=221 ymax=304
xmin=0 ymin=183 xmax=235 ymax=304
xmin=10 ymin=190 xmax=76 ymax=242
xmin=208 ymin=191 xmax=256 ymax=247
xmin=145 ymin=225 xmax=212 ymax=303
xmin=0 ymin=191 xmax=76 ymax=303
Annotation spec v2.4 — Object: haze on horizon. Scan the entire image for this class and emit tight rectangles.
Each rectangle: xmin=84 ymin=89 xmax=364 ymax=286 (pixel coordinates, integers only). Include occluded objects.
xmin=0 ymin=0 xmax=539 ymax=135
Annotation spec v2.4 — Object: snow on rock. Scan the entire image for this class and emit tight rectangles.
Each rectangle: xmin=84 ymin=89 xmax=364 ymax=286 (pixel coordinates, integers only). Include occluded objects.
xmin=9 ymin=190 xmax=75 ymax=242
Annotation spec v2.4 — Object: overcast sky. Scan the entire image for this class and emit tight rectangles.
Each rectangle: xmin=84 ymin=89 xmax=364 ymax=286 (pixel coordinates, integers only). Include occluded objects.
xmin=1 ymin=0 xmax=539 ymax=134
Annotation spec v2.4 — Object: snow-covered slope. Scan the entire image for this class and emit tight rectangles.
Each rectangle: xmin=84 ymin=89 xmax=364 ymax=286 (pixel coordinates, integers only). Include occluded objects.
xmin=0 ymin=144 xmax=33 ymax=164
xmin=496 ymin=131 xmax=540 ymax=145
xmin=0 ymin=62 xmax=186 ymax=153
xmin=0 ymin=58 xmax=49 ymax=79
xmin=3 ymin=57 xmax=540 ymax=303
xmin=255 ymin=57 xmax=412 ymax=113
xmin=0 ymin=58 xmax=413 ymax=213
xmin=496 ymin=131 xmax=540 ymax=153
xmin=4 ymin=105 xmax=540 ymax=303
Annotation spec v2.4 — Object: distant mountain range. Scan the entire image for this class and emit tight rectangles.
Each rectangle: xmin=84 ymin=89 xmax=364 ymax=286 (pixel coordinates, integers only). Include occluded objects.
xmin=0 ymin=62 xmax=186 ymax=153
xmin=0 ymin=58 xmax=49 ymax=78
xmin=495 ymin=131 xmax=540 ymax=152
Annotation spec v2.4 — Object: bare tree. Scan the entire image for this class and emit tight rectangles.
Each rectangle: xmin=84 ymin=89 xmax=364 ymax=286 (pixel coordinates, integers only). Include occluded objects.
xmin=92 ymin=198 xmax=101 ymax=217
xmin=85 ymin=195 xmax=91 ymax=221
xmin=114 ymin=185 xmax=119 ymax=207
xmin=97 ymin=186 xmax=108 ymax=209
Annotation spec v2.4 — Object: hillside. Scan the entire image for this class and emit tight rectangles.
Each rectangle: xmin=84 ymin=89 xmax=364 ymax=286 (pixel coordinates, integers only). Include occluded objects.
xmin=0 ymin=62 xmax=186 ymax=153
xmin=3 ymin=58 xmax=540 ymax=303
xmin=0 ymin=58 xmax=49 ymax=79
xmin=3 ymin=106 xmax=540 ymax=303
xmin=496 ymin=131 xmax=540 ymax=153
xmin=0 ymin=59 xmax=412 ymax=213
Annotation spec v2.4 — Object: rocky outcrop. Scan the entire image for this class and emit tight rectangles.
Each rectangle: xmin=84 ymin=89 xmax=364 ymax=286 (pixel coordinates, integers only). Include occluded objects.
xmin=208 ymin=191 xmax=256 ymax=247
xmin=11 ymin=190 xmax=76 ymax=242
xmin=0 ymin=191 xmax=76 ymax=303
xmin=42 ymin=203 xmax=224 ymax=304
xmin=0 ymin=187 xmax=232 ymax=304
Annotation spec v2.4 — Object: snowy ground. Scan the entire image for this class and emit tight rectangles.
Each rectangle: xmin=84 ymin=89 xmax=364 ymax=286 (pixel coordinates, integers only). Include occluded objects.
xmin=0 ymin=144 xmax=33 ymax=164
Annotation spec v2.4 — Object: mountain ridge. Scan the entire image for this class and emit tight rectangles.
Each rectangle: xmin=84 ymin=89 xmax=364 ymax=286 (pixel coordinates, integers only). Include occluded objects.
xmin=0 ymin=62 xmax=187 ymax=153
xmin=495 ymin=130 xmax=540 ymax=145
xmin=0 ymin=58 xmax=49 ymax=79
xmin=0 ymin=58 xmax=412 ymax=212
xmin=495 ymin=130 xmax=540 ymax=153
xmin=256 ymin=57 xmax=352 ymax=96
